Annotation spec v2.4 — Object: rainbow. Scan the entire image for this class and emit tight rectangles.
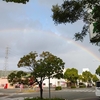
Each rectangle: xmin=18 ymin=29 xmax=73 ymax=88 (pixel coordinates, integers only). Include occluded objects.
xmin=61 ymin=36 xmax=100 ymax=62
xmin=1 ymin=28 xmax=100 ymax=62
xmin=47 ymin=31 xmax=100 ymax=62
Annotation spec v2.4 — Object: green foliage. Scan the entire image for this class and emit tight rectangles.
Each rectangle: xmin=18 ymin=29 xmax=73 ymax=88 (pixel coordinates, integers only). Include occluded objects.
xmin=3 ymin=0 xmax=29 ymax=4
xmin=92 ymin=74 xmax=99 ymax=82
xmin=17 ymin=51 xmax=65 ymax=99
xmin=71 ymin=86 xmax=76 ymax=88
xmin=64 ymin=68 xmax=78 ymax=83
xmin=17 ymin=51 xmax=38 ymax=70
xmin=18 ymin=51 xmax=65 ymax=79
xmin=52 ymin=0 xmax=100 ymax=44
xmin=7 ymin=71 xmax=16 ymax=85
xmin=82 ymin=71 xmax=92 ymax=82
xmin=96 ymin=65 xmax=100 ymax=76
xmin=55 ymin=86 xmax=62 ymax=90
xmin=79 ymin=85 xmax=86 ymax=88
xmin=24 ymin=97 xmax=65 ymax=100
xmin=7 ymin=71 xmax=29 ymax=85
xmin=52 ymin=1 xmax=84 ymax=24
xmin=78 ymin=75 xmax=83 ymax=82
xmin=92 ymin=5 xmax=100 ymax=34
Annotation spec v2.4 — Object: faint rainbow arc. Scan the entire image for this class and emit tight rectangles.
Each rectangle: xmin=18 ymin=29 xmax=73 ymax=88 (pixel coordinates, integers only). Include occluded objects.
xmin=58 ymin=35 xmax=100 ymax=62
xmin=48 ymin=31 xmax=100 ymax=62
xmin=0 ymin=28 xmax=100 ymax=62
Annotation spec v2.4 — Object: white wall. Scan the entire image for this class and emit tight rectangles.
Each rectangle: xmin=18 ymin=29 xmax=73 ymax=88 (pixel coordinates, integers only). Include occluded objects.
xmin=43 ymin=78 xmax=66 ymax=87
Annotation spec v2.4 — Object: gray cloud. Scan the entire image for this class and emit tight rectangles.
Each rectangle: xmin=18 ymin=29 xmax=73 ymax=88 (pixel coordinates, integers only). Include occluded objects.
xmin=0 ymin=0 xmax=99 ymax=73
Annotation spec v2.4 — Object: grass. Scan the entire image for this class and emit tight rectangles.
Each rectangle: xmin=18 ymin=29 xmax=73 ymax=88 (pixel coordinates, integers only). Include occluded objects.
xmin=16 ymin=88 xmax=39 ymax=93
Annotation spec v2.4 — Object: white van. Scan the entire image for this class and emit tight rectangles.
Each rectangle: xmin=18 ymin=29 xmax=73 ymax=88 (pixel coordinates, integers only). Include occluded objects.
xmin=95 ymin=81 xmax=100 ymax=97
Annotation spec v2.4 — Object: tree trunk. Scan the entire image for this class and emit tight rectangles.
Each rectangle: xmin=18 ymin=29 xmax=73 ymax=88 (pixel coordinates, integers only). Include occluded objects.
xmin=48 ymin=77 xmax=51 ymax=99
xmin=35 ymin=78 xmax=43 ymax=99
xmin=39 ymin=79 xmax=43 ymax=99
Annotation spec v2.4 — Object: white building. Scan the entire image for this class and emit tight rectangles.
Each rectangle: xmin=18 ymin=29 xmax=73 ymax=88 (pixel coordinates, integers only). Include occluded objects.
xmin=42 ymin=78 xmax=67 ymax=87
xmin=82 ymin=68 xmax=89 ymax=72
xmin=42 ymin=68 xmax=67 ymax=87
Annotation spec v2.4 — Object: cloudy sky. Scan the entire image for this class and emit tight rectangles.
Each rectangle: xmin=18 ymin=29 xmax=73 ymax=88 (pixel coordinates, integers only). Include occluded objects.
xmin=0 ymin=0 xmax=100 ymax=74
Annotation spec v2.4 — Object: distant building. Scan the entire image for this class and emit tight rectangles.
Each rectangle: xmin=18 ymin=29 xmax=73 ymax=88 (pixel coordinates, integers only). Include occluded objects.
xmin=42 ymin=78 xmax=67 ymax=87
xmin=0 ymin=78 xmax=13 ymax=89
xmin=82 ymin=68 xmax=89 ymax=72
xmin=38 ymin=68 xmax=67 ymax=88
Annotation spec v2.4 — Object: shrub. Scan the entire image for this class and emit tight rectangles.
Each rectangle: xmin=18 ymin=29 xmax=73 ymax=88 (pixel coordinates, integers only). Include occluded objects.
xmin=71 ymin=86 xmax=76 ymax=88
xmin=79 ymin=85 xmax=86 ymax=88
xmin=55 ymin=86 xmax=62 ymax=90
xmin=24 ymin=97 xmax=65 ymax=100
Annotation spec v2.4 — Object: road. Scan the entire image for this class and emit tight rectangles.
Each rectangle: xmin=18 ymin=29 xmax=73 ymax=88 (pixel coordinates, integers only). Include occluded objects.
xmin=0 ymin=87 xmax=99 ymax=100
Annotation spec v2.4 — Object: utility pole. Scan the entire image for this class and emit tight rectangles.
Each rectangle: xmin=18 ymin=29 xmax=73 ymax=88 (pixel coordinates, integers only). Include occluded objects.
xmin=3 ymin=47 xmax=9 ymax=78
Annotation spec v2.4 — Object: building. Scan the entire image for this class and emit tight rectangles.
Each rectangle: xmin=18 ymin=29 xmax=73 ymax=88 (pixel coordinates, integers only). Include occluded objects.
xmin=82 ymin=68 xmax=89 ymax=72
xmin=42 ymin=78 xmax=67 ymax=87
xmin=0 ymin=78 xmax=13 ymax=89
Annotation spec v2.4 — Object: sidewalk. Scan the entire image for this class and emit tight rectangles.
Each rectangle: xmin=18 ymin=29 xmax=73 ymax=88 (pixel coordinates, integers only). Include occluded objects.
xmin=0 ymin=93 xmax=28 ymax=100
xmin=0 ymin=87 xmax=55 ymax=100
xmin=0 ymin=97 xmax=25 ymax=100
xmin=0 ymin=88 xmax=40 ymax=100
xmin=0 ymin=93 xmax=20 ymax=100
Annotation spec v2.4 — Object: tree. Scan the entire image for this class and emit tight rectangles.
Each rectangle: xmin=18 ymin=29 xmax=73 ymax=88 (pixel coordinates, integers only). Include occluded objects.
xmin=92 ymin=74 xmax=99 ymax=83
xmin=7 ymin=70 xmax=28 ymax=86
xmin=82 ymin=71 xmax=93 ymax=83
xmin=52 ymin=0 xmax=100 ymax=45
xmin=96 ymin=65 xmax=100 ymax=76
xmin=64 ymin=68 xmax=78 ymax=86
xmin=78 ymin=74 xmax=83 ymax=82
xmin=3 ymin=0 xmax=29 ymax=4
xmin=17 ymin=51 xmax=65 ymax=99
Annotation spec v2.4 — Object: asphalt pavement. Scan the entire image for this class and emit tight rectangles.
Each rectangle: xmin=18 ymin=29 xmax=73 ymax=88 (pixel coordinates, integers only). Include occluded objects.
xmin=0 ymin=87 xmax=98 ymax=100
xmin=0 ymin=93 xmax=25 ymax=100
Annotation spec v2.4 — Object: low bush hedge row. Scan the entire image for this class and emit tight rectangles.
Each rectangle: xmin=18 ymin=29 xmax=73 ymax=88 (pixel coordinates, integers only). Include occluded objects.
xmin=55 ymin=86 xmax=62 ymax=90
xmin=24 ymin=97 xmax=65 ymax=100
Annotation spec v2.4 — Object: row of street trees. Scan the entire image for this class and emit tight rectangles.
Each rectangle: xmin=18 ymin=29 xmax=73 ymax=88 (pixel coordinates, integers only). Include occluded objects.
xmin=64 ymin=67 xmax=99 ymax=87
xmin=8 ymin=66 xmax=100 ymax=87
xmin=8 ymin=67 xmax=100 ymax=88
xmin=7 ymin=51 xmax=100 ymax=99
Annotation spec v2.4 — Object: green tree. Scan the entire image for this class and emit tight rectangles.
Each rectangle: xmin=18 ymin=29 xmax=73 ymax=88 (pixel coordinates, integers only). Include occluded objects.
xmin=17 ymin=51 xmax=65 ymax=99
xmin=92 ymin=74 xmax=99 ymax=83
xmin=64 ymin=68 xmax=78 ymax=86
xmin=95 ymin=65 xmax=100 ymax=76
xmin=78 ymin=74 xmax=83 ymax=82
xmin=82 ymin=71 xmax=93 ymax=82
xmin=7 ymin=70 xmax=28 ymax=86
xmin=3 ymin=0 xmax=29 ymax=4
xmin=52 ymin=0 xmax=100 ymax=45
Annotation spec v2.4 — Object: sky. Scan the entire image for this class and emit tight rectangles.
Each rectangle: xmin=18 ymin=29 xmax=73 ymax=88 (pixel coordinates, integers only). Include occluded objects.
xmin=0 ymin=0 xmax=100 ymax=74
